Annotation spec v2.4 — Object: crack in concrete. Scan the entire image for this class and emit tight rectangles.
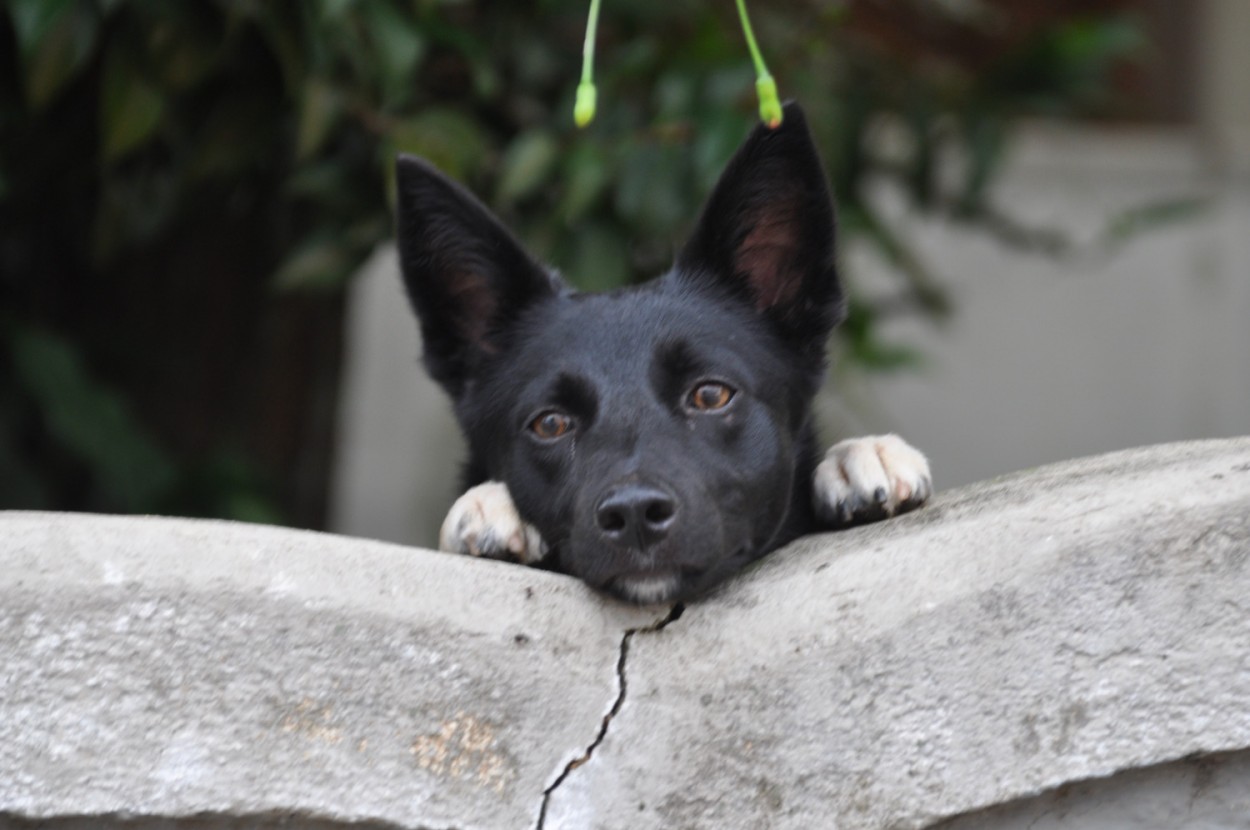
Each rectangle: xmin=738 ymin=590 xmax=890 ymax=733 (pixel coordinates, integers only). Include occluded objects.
xmin=533 ymin=602 xmax=685 ymax=829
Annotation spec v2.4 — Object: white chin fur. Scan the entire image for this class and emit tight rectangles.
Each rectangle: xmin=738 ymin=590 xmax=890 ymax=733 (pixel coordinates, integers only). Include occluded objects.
xmin=617 ymin=574 xmax=681 ymax=604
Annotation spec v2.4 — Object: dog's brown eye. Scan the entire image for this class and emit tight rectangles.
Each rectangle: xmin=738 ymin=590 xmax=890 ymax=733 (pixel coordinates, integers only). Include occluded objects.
xmin=530 ymin=410 xmax=573 ymax=439
xmin=688 ymin=382 xmax=735 ymax=412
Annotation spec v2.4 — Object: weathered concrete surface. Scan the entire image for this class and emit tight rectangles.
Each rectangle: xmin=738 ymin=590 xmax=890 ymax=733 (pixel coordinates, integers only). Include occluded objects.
xmin=0 ymin=515 xmax=662 ymax=828
xmin=545 ymin=437 xmax=1250 ymax=828
xmin=3 ymin=437 xmax=1250 ymax=829
xmin=937 ymin=749 xmax=1250 ymax=829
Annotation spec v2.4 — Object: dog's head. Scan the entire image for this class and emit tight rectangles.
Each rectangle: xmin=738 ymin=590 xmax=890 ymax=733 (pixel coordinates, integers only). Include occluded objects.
xmin=396 ymin=103 xmax=843 ymax=602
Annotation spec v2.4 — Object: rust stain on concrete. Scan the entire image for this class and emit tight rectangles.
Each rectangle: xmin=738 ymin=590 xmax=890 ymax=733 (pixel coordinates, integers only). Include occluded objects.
xmin=411 ymin=711 xmax=515 ymax=794
xmin=279 ymin=698 xmax=345 ymax=746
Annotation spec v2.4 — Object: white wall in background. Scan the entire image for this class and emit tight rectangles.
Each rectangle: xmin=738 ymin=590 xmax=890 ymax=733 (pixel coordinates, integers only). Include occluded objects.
xmin=833 ymin=127 xmax=1250 ymax=488
xmin=329 ymin=245 xmax=463 ymax=548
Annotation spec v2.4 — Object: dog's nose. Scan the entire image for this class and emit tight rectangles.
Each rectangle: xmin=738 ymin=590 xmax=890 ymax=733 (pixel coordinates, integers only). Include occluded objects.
xmin=595 ymin=484 xmax=677 ymax=549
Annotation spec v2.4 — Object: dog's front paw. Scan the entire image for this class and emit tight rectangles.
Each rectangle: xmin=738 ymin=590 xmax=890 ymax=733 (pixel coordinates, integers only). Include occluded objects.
xmin=813 ymin=434 xmax=932 ymax=528
xmin=439 ymin=481 xmax=548 ymax=564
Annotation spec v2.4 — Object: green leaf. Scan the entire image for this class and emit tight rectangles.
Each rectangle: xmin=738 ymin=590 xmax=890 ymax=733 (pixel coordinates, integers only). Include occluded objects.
xmin=496 ymin=130 xmax=558 ymax=205
xmin=614 ymin=143 xmax=689 ymax=236
xmin=8 ymin=0 xmax=76 ymax=60
xmin=692 ymin=110 xmax=749 ymax=193
xmin=272 ymin=236 xmax=355 ymax=292
xmin=296 ymin=78 xmax=343 ymax=160
xmin=561 ymin=222 xmax=631 ymax=292
xmin=387 ymin=109 xmax=488 ymax=180
xmin=343 ymin=215 xmax=390 ymax=251
xmin=420 ymin=15 xmax=498 ymax=98
xmin=653 ymin=71 xmax=696 ymax=120
xmin=363 ymin=0 xmax=425 ymax=106
xmin=838 ymin=301 xmax=924 ymax=373
xmin=100 ymin=46 xmax=165 ymax=162
xmin=559 ymin=141 xmax=610 ymax=222
xmin=9 ymin=324 xmax=176 ymax=509
xmin=903 ymin=92 xmax=936 ymax=207
xmin=1102 ymin=197 xmax=1209 ymax=246
xmin=285 ymin=162 xmax=351 ymax=201
xmin=850 ymin=339 xmax=925 ymax=372
xmin=315 ymin=0 xmax=356 ymax=23
xmin=1052 ymin=18 xmax=1146 ymax=73
xmin=147 ymin=16 xmax=220 ymax=92
xmin=847 ymin=204 xmax=951 ymax=318
xmin=961 ymin=114 xmax=1007 ymax=210
xmin=222 ymin=492 xmax=288 ymax=525
xmin=11 ymin=0 xmax=98 ymax=108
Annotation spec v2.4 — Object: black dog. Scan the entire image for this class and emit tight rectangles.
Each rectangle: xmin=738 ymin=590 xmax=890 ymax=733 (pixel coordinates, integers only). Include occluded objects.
xmin=395 ymin=102 xmax=930 ymax=604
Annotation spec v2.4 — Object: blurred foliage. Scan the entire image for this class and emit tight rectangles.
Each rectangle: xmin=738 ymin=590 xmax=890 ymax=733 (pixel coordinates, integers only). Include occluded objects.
xmin=0 ymin=0 xmax=1147 ymax=524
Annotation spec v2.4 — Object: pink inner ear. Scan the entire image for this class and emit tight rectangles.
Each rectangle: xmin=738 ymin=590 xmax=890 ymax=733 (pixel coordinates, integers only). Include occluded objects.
xmin=736 ymin=203 xmax=801 ymax=311
xmin=446 ymin=269 xmax=499 ymax=354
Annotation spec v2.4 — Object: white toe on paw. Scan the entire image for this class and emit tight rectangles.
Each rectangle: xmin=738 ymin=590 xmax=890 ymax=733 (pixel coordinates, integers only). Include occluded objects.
xmin=439 ymin=481 xmax=548 ymax=564
xmin=813 ymin=434 xmax=932 ymax=527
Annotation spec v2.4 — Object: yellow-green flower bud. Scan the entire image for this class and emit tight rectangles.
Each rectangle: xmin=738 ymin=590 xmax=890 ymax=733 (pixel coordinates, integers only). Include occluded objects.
xmin=575 ymin=81 xmax=597 ymax=128
xmin=756 ymin=75 xmax=782 ymax=129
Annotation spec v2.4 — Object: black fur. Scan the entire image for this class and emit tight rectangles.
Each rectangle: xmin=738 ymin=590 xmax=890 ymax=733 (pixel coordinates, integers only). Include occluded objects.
xmin=397 ymin=102 xmax=846 ymax=603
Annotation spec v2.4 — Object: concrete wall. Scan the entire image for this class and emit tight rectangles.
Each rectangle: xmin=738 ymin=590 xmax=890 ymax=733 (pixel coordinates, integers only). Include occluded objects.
xmin=4 ymin=437 xmax=1249 ymax=829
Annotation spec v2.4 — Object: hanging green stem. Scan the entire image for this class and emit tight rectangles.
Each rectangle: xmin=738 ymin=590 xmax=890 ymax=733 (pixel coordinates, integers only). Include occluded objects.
xmin=574 ymin=0 xmax=602 ymax=127
xmin=735 ymin=0 xmax=782 ymax=127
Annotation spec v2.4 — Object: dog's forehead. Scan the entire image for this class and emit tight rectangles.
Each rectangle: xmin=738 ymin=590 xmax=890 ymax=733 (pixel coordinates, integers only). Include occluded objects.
xmin=516 ymin=283 xmax=754 ymax=372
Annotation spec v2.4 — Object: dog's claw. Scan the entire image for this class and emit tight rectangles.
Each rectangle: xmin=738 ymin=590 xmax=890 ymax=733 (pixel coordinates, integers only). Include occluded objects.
xmin=813 ymin=434 xmax=932 ymax=528
xmin=439 ymin=481 xmax=548 ymax=564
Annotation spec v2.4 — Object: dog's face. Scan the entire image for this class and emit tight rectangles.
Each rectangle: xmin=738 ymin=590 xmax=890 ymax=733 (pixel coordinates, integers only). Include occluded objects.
xmin=396 ymin=103 xmax=844 ymax=602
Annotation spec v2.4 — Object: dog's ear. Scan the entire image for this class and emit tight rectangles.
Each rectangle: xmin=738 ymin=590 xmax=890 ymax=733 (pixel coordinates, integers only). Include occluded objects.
xmin=676 ymin=102 xmax=844 ymax=357
xmin=395 ymin=155 xmax=561 ymax=398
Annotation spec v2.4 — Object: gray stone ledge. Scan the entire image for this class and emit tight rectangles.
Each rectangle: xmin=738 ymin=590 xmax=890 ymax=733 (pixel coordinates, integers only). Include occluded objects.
xmin=3 ymin=437 xmax=1249 ymax=829
xmin=936 ymin=749 xmax=1250 ymax=829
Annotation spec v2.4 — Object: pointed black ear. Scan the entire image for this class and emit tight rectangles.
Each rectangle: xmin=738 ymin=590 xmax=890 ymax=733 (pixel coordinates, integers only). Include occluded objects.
xmin=676 ymin=102 xmax=843 ymax=358
xmin=395 ymin=155 xmax=561 ymax=398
